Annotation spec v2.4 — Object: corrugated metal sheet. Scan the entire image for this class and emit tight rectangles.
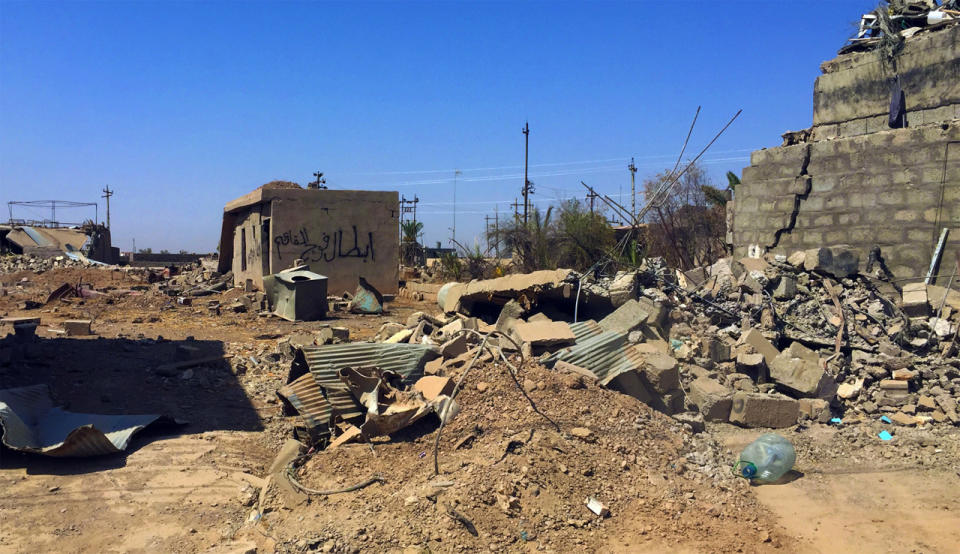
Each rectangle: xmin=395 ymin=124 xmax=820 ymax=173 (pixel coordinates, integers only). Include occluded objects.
xmin=299 ymin=342 xmax=438 ymax=385
xmin=277 ymin=373 xmax=334 ymax=436
xmin=569 ymin=320 xmax=603 ymax=343
xmin=0 ymin=384 xmax=168 ymax=457
xmin=543 ymin=331 xmax=645 ymax=384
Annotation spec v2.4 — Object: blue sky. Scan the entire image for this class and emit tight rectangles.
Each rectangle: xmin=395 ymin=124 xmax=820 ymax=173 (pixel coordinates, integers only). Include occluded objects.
xmin=0 ymin=0 xmax=874 ymax=253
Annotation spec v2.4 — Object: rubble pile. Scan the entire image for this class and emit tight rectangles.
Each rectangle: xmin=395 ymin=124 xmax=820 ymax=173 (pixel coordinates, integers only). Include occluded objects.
xmin=260 ymin=360 xmax=774 ymax=552
xmin=0 ymin=254 xmax=86 ymax=273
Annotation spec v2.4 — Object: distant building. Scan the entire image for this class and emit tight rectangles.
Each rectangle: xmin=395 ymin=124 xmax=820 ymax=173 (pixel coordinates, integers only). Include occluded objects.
xmin=217 ymin=185 xmax=399 ymax=294
xmin=0 ymin=223 xmax=118 ymax=264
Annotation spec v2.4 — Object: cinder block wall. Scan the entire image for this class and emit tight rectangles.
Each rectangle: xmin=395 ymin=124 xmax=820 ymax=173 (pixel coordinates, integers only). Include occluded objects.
xmin=732 ymin=25 xmax=960 ymax=282
xmin=733 ymin=125 xmax=960 ymax=279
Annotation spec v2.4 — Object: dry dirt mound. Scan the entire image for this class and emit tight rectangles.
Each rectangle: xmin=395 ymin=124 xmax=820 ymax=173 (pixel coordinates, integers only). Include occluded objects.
xmin=259 ymin=361 xmax=785 ymax=552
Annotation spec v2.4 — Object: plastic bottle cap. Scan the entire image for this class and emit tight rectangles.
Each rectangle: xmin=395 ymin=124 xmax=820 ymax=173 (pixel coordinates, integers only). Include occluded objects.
xmin=741 ymin=462 xmax=757 ymax=479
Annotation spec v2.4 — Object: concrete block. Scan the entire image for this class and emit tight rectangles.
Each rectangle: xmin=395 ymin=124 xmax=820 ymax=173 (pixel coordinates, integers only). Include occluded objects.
xmin=641 ymin=352 xmax=680 ymax=394
xmin=773 ymin=275 xmax=797 ymax=300
xmin=803 ymin=246 xmax=859 ymax=278
xmin=735 ymin=352 xmax=767 ymax=382
xmin=798 ymin=397 xmax=831 ymax=423
xmin=688 ymin=378 xmax=733 ymax=422
xmin=740 ymin=328 xmax=780 ymax=366
xmin=769 ymin=342 xmax=825 ymax=397
xmin=901 ymin=282 xmax=930 ymax=317
xmin=701 ymin=336 xmax=732 ymax=363
xmin=729 ymin=392 xmax=799 ymax=428
xmin=63 ymin=320 xmax=92 ymax=336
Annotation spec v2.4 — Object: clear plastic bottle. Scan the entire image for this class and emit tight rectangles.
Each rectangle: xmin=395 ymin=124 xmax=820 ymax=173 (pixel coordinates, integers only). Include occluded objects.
xmin=734 ymin=433 xmax=796 ymax=484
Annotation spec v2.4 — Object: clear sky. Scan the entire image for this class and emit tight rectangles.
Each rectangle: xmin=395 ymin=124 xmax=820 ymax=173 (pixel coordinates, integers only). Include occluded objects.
xmin=1 ymin=0 xmax=874 ymax=254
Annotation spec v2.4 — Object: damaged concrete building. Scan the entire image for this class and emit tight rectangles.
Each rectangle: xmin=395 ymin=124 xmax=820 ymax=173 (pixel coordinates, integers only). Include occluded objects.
xmin=731 ymin=23 xmax=960 ymax=280
xmin=0 ymin=223 xmax=118 ymax=264
xmin=217 ymin=185 xmax=399 ymax=295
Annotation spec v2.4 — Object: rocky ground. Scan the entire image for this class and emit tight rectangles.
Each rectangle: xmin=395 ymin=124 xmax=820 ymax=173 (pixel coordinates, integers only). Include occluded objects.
xmin=1 ymin=255 xmax=959 ymax=553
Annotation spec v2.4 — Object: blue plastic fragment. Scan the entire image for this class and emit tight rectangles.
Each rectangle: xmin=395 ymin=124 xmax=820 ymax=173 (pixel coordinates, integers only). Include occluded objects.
xmin=880 ymin=415 xmax=892 ymax=424
xmin=830 ymin=417 xmax=842 ymax=424
xmin=670 ymin=339 xmax=683 ymax=350
xmin=878 ymin=430 xmax=893 ymax=441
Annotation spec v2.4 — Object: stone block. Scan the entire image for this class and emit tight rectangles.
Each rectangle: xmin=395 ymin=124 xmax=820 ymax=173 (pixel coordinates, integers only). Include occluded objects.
xmin=688 ymin=378 xmax=733 ymax=422
xmin=63 ymin=320 xmax=92 ymax=336
xmin=803 ymin=246 xmax=859 ymax=278
xmin=729 ymin=392 xmax=799 ymax=428
xmin=641 ymin=352 xmax=680 ymax=394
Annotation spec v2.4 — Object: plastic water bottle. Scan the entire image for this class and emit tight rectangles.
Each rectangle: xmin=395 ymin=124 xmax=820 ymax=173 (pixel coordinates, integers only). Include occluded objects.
xmin=734 ymin=433 xmax=796 ymax=484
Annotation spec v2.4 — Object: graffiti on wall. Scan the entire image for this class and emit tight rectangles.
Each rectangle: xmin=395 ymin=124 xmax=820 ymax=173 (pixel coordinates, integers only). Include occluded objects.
xmin=275 ymin=226 xmax=376 ymax=263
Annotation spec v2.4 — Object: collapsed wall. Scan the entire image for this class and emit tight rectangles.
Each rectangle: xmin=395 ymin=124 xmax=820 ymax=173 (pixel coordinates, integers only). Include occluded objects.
xmin=732 ymin=24 xmax=960 ymax=281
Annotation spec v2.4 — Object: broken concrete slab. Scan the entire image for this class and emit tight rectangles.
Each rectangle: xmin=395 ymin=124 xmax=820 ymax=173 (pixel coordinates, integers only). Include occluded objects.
xmin=597 ymin=299 xmax=650 ymax=335
xmin=511 ymin=320 xmax=575 ymax=346
xmin=729 ymin=392 xmax=799 ymax=428
xmin=440 ymin=335 xmax=470 ymax=359
xmin=438 ymin=269 xmax=574 ymax=314
xmin=414 ymin=376 xmax=455 ymax=401
xmin=803 ymin=246 xmax=859 ymax=279
xmin=688 ymin=378 xmax=733 ymax=422
xmin=769 ymin=341 xmax=826 ymax=397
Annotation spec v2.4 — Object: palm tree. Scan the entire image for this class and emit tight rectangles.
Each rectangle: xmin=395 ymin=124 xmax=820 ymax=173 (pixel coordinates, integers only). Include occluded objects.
xmin=401 ymin=220 xmax=423 ymax=244
xmin=400 ymin=220 xmax=424 ymax=266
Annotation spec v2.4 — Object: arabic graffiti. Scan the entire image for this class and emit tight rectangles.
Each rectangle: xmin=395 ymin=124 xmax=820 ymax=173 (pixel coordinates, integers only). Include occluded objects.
xmin=275 ymin=226 xmax=376 ymax=263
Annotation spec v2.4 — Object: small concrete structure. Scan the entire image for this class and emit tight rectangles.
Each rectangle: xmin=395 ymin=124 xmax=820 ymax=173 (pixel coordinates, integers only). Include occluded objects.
xmin=217 ymin=185 xmax=399 ymax=294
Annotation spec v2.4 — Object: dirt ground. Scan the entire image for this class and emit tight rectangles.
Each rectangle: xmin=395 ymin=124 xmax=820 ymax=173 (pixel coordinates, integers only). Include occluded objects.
xmin=1 ymin=266 xmax=959 ymax=553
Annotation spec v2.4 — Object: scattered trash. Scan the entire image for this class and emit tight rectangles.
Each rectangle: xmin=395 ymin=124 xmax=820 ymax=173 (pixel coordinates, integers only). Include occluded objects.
xmin=585 ymin=496 xmax=610 ymax=517
xmin=733 ymin=433 xmax=797 ymax=484
xmin=348 ymin=276 xmax=384 ymax=314
xmin=878 ymin=430 xmax=893 ymax=441
xmin=880 ymin=415 xmax=892 ymax=424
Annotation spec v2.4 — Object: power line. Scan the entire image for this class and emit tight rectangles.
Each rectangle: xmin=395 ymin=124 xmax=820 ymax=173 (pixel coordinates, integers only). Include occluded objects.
xmin=338 ymin=148 xmax=754 ymax=176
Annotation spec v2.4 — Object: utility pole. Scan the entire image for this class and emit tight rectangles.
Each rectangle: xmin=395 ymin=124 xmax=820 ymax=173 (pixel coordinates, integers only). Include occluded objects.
xmin=628 ymin=157 xmax=637 ymax=220
xmin=494 ymin=206 xmax=500 ymax=258
xmin=452 ymin=169 xmax=461 ymax=245
xmin=522 ymin=122 xmax=530 ymax=226
xmin=101 ymin=186 xmax=113 ymax=229
xmin=511 ymin=198 xmax=521 ymax=223
xmin=586 ymin=188 xmax=599 ymax=214
xmin=484 ymin=214 xmax=493 ymax=252
xmin=310 ymin=171 xmax=327 ymax=190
